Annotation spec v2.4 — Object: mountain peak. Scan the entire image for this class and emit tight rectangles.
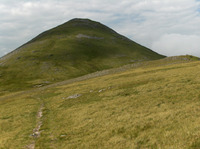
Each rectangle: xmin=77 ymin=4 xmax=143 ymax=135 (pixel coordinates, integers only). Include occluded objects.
xmin=28 ymin=18 xmax=115 ymax=43
xmin=63 ymin=18 xmax=103 ymax=28
xmin=68 ymin=18 xmax=93 ymax=23
xmin=63 ymin=18 xmax=97 ymax=27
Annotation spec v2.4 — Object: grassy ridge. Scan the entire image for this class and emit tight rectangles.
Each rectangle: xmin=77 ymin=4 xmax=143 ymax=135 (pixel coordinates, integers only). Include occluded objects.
xmin=0 ymin=59 xmax=200 ymax=148
xmin=0 ymin=18 xmax=165 ymax=94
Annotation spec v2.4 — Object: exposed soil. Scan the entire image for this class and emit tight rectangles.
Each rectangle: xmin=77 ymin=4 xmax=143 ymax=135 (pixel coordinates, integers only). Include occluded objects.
xmin=26 ymin=103 xmax=44 ymax=149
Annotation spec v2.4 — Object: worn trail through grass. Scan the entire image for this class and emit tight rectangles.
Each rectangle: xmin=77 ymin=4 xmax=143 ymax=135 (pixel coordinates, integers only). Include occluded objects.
xmin=26 ymin=99 xmax=44 ymax=149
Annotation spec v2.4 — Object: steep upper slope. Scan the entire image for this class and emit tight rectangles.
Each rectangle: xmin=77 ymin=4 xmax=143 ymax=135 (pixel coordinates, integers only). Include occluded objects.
xmin=0 ymin=18 xmax=165 ymax=93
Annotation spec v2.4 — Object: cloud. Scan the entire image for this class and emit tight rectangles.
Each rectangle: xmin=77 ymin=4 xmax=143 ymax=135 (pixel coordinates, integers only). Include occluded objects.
xmin=111 ymin=0 xmax=200 ymax=56
xmin=0 ymin=0 xmax=200 ymax=57
xmin=152 ymin=34 xmax=200 ymax=56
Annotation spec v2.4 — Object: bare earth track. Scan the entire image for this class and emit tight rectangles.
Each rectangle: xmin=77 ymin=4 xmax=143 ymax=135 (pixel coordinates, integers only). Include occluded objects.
xmin=26 ymin=102 xmax=44 ymax=149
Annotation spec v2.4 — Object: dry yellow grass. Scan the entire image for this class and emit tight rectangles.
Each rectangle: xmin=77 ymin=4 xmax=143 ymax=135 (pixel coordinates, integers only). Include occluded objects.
xmin=0 ymin=94 xmax=40 ymax=148
xmin=1 ymin=60 xmax=200 ymax=148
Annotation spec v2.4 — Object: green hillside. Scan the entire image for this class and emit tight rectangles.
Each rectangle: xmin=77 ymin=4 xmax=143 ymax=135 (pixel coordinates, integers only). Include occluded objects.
xmin=0 ymin=18 xmax=165 ymax=94
xmin=0 ymin=57 xmax=200 ymax=149
xmin=2 ymin=18 xmax=200 ymax=149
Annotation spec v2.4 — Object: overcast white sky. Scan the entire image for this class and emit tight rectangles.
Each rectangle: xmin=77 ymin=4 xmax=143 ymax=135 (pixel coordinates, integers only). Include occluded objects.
xmin=0 ymin=0 xmax=200 ymax=57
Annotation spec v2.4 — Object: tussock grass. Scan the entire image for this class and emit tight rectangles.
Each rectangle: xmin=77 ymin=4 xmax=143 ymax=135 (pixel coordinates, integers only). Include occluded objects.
xmin=0 ymin=94 xmax=40 ymax=148
xmin=1 ymin=60 xmax=200 ymax=148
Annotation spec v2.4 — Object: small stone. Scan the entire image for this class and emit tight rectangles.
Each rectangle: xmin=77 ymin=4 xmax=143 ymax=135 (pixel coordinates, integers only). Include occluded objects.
xmin=67 ymin=94 xmax=82 ymax=99
xmin=99 ymin=89 xmax=106 ymax=92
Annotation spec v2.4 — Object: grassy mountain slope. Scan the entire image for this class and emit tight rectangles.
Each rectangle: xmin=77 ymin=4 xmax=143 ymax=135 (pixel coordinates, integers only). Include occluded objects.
xmin=0 ymin=18 xmax=165 ymax=94
xmin=0 ymin=58 xmax=200 ymax=148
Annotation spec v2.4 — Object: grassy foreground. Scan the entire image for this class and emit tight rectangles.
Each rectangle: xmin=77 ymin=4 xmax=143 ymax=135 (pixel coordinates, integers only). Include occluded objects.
xmin=1 ymin=59 xmax=200 ymax=148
